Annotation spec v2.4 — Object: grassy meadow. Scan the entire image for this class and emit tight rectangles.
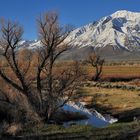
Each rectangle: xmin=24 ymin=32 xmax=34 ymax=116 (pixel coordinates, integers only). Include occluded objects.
xmin=85 ymin=65 xmax=140 ymax=81
xmin=1 ymin=61 xmax=140 ymax=139
xmin=74 ymin=63 xmax=140 ymax=122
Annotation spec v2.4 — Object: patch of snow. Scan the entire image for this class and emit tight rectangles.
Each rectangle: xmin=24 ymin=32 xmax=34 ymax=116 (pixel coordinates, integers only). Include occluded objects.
xmin=28 ymin=40 xmax=41 ymax=49
xmin=18 ymin=40 xmax=26 ymax=45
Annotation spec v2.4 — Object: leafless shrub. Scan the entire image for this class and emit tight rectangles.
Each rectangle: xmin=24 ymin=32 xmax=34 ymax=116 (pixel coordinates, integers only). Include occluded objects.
xmin=86 ymin=52 xmax=104 ymax=81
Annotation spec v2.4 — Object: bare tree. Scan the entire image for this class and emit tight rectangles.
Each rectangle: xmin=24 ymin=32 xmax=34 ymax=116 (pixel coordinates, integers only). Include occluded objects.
xmin=0 ymin=20 xmax=42 ymax=125
xmin=87 ymin=52 xmax=104 ymax=81
xmin=36 ymin=12 xmax=83 ymax=121
xmin=0 ymin=12 xmax=83 ymax=125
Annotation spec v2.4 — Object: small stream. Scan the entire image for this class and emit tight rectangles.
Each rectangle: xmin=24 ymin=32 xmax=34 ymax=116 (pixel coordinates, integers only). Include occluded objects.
xmin=63 ymin=102 xmax=118 ymax=127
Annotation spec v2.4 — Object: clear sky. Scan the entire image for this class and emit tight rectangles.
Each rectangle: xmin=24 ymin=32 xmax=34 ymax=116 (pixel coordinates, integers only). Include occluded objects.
xmin=0 ymin=0 xmax=139 ymax=40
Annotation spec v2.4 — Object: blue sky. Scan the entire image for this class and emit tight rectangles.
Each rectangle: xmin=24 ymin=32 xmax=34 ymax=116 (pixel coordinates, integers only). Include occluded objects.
xmin=0 ymin=0 xmax=139 ymax=40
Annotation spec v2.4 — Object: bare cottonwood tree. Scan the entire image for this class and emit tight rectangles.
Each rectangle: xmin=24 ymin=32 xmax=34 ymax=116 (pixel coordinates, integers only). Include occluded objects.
xmin=36 ymin=12 xmax=83 ymax=121
xmin=0 ymin=12 xmax=83 ymax=125
xmin=87 ymin=52 xmax=104 ymax=81
xmin=0 ymin=20 xmax=42 ymax=125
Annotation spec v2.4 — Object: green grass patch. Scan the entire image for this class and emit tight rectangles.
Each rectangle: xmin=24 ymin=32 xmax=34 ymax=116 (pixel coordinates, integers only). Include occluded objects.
xmin=21 ymin=121 xmax=140 ymax=140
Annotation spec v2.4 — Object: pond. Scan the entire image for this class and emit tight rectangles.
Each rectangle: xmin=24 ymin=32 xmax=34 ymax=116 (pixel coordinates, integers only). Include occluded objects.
xmin=63 ymin=101 xmax=118 ymax=127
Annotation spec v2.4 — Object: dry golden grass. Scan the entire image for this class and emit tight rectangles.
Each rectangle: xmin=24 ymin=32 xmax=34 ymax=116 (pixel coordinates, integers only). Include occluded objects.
xmin=85 ymin=65 xmax=140 ymax=77
xmin=57 ymin=61 xmax=140 ymax=80
xmin=79 ymin=86 xmax=140 ymax=114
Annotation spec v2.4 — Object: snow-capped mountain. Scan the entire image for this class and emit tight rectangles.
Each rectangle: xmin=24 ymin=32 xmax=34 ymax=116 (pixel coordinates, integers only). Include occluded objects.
xmin=18 ymin=40 xmax=41 ymax=49
xmin=66 ymin=10 xmax=140 ymax=51
xmin=19 ymin=10 xmax=140 ymax=60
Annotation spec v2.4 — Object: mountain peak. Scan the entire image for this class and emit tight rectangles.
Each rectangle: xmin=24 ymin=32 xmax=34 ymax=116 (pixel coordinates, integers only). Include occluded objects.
xmin=65 ymin=10 xmax=140 ymax=53
xmin=19 ymin=10 xmax=140 ymax=60
xmin=111 ymin=10 xmax=140 ymax=20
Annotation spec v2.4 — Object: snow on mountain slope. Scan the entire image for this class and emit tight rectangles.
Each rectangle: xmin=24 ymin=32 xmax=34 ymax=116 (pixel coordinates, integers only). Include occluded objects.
xmin=18 ymin=10 xmax=140 ymax=60
xmin=18 ymin=40 xmax=41 ymax=49
xmin=66 ymin=10 xmax=140 ymax=51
